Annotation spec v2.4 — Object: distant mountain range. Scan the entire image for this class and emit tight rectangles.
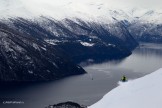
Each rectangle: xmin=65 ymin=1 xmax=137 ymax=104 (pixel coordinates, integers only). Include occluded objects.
xmin=1 ymin=0 xmax=162 ymax=81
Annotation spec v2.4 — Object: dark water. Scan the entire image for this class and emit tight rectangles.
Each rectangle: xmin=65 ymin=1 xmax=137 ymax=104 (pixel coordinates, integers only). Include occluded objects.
xmin=1 ymin=43 xmax=162 ymax=108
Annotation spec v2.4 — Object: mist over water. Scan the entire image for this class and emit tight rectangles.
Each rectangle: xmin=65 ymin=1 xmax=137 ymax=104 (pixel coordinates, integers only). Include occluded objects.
xmin=1 ymin=42 xmax=162 ymax=108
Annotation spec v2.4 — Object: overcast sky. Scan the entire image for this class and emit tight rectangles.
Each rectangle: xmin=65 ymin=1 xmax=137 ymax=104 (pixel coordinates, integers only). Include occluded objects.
xmin=2 ymin=0 xmax=162 ymax=9
xmin=104 ymin=0 xmax=162 ymax=9
xmin=1 ymin=0 xmax=162 ymax=19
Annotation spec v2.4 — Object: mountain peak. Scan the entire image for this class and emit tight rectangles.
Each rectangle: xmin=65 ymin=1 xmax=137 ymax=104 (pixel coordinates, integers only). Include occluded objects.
xmin=1 ymin=0 xmax=162 ymax=23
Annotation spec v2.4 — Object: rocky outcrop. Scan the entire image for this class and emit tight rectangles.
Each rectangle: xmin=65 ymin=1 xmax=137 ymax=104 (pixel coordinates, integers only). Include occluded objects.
xmin=46 ymin=101 xmax=87 ymax=108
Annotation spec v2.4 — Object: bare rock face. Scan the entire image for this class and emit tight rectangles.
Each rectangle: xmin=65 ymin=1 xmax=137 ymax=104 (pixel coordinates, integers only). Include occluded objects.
xmin=46 ymin=101 xmax=87 ymax=108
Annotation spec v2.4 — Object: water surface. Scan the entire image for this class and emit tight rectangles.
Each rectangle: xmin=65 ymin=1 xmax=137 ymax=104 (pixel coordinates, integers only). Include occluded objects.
xmin=0 ymin=43 xmax=162 ymax=108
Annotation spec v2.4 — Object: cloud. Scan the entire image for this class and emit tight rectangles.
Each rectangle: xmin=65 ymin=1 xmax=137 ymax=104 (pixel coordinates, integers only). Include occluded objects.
xmin=1 ymin=0 xmax=162 ymax=19
xmin=102 ymin=0 xmax=162 ymax=9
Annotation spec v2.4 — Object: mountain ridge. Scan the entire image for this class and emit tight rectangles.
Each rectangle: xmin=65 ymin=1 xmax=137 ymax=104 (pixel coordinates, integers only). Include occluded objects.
xmin=4 ymin=0 xmax=162 ymax=81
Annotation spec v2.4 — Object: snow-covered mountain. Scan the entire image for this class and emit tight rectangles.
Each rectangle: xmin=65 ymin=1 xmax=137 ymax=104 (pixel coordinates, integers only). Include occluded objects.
xmin=89 ymin=68 xmax=162 ymax=108
xmin=5 ymin=0 xmax=162 ymax=81
xmin=0 ymin=22 xmax=86 ymax=81
xmin=1 ymin=0 xmax=133 ymax=21
xmin=0 ymin=0 xmax=162 ymax=21
xmin=5 ymin=17 xmax=135 ymax=62
xmin=122 ymin=8 xmax=162 ymax=43
xmin=1 ymin=0 xmax=162 ymax=44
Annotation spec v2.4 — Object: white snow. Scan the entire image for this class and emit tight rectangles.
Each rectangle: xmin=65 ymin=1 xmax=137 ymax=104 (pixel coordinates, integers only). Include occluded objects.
xmin=80 ymin=42 xmax=94 ymax=47
xmin=32 ymin=43 xmax=40 ymax=50
xmin=28 ymin=70 xmax=33 ymax=74
xmin=41 ymin=47 xmax=46 ymax=51
xmin=52 ymin=62 xmax=59 ymax=68
xmin=89 ymin=68 xmax=162 ymax=108
xmin=108 ymin=43 xmax=116 ymax=47
xmin=44 ymin=39 xmax=58 ymax=45
xmin=1 ymin=0 xmax=162 ymax=23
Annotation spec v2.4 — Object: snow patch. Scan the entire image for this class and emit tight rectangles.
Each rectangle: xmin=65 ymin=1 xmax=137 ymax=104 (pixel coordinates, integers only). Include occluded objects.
xmin=41 ymin=47 xmax=46 ymax=51
xmin=32 ymin=43 xmax=40 ymax=50
xmin=108 ymin=43 xmax=116 ymax=47
xmin=45 ymin=39 xmax=58 ymax=45
xmin=80 ymin=42 xmax=94 ymax=47
xmin=28 ymin=70 xmax=33 ymax=74
xmin=52 ymin=62 xmax=59 ymax=68
xmin=1 ymin=0 xmax=162 ymax=23
xmin=89 ymin=68 xmax=162 ymax=108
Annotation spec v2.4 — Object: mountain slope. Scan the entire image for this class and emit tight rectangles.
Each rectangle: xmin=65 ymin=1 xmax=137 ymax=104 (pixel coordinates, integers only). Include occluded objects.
xmin=6 ymin=17 xmax=137 ymax=63
xmin=2 ymin=0 xmax=161 ymax=44
xmin=0 ymin=0 xmax=141 ymax=81
xmin=0 ymin=22 xmax=85 ymax=81
xmin=0 ymin=16 xmax=138 ymax=81
xmin=89 ymin=68 xmax=162 ymax=108
xmin=128 ymin=22 xmax=162 ymax=43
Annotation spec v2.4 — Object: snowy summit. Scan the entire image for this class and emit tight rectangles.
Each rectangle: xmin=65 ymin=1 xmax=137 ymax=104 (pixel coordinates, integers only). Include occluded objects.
xmin=1 ymin=0 xmax=162 ymax=23
xmin=89 ymin=68 xmax=162 ymax=108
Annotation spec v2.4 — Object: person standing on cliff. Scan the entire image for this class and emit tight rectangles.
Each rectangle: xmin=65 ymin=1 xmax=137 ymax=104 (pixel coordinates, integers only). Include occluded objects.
xmin=121 ymin=75 xmax=127 ymax=82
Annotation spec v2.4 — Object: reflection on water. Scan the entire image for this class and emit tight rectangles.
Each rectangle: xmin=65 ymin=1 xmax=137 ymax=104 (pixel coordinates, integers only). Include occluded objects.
xmin=1 ymin=42 xmax=162 ymax=108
